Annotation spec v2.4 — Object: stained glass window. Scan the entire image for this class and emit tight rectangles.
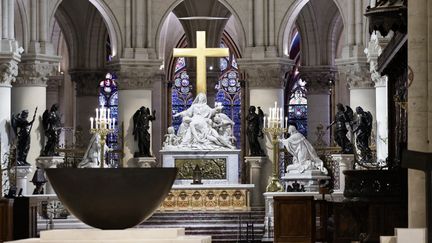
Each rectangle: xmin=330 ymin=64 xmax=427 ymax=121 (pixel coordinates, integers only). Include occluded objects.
xmin=99 ymin=73 xmax=119 ymax=167
xmin=215 ymin=41 xmax=241 ymax=148
xmin=171 ymin=57 xmax=193 ymax=131
xmin=286 ymin=28 xmax=308 ymax=136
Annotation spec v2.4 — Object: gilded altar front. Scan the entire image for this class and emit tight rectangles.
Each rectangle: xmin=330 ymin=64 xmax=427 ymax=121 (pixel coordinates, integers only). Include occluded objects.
xmin=158 ymin=185 xmax=254 ymax=211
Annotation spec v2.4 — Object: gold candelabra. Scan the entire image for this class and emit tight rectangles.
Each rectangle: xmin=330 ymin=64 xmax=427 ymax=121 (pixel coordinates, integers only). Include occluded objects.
xmin=90 ymin=106 xmax=115 ymax=168
xmin=263 ymin=102 xmax=288 ymax=192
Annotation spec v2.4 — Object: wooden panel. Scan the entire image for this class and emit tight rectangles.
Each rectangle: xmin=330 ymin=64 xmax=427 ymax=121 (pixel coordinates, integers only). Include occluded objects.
xmin=12 ymin=197 xmax=38 ymax=240
xmin=0 ymin=199 xmax=13 ymax=242
xmin=274 ymin=196 xmax=315 ymax=243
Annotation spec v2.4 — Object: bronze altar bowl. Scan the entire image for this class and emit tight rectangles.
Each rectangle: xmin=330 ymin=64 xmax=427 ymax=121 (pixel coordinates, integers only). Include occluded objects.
xmin=45 ymin=168 xmax=177 ymax=229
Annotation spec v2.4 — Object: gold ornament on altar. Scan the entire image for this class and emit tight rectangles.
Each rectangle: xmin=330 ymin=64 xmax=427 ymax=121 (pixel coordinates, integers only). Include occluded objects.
xmin=90 ymin=106 xmax=115 ymax=168
xmin=263 ymin=101 xmax=288 ymax=192
xmin=173 ymin=31 xmax=229 ymax=94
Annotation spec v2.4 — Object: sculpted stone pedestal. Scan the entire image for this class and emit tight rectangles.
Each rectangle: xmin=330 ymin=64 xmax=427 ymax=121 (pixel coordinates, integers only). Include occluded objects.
xmin=245 ymin=156 xmax=266 ymax=206
xmin=281 ymin=170 xmax=330 ymax=192
xmin=35 ymin=156 xmax=64 ymax=194
xmin=5 ymin=228 xmax=211 ymax=243
xmin=329 ymin=154 xmax=355 ymax=192
xmin=133 ymin=157 xmax=157 ymax=168
xmin=14 ymin=166 xmax=32 ymax=195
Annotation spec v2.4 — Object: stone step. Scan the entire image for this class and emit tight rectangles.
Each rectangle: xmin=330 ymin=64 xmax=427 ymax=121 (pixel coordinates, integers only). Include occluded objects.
xmin=37 ymin=209 xmax=266 ymax=242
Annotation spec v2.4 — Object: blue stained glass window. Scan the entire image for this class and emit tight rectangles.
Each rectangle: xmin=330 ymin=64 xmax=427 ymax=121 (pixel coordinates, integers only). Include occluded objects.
xmin=286 ymin=27 xmax=307 ymax=136
xmin=99 ymin=73 xmax=119 ymax=167
xmin=171 ymin=58 xmax=193 ymax=131
xmin=215 ymin=41 xmax=241 ymax=148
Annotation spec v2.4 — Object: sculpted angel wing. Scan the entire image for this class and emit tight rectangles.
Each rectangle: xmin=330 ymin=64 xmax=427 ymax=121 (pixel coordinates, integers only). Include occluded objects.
xmin=345 ymin=105 xmax=354 ymax=122
xmin=42 ymin=109 xmax=50 ymax=131
xmin=132 ymin=109 xmax=140 ymax=136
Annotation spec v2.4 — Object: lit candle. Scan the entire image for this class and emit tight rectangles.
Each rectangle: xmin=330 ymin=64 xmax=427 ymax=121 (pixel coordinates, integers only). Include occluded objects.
xmin=96 ymin=108 xmax=99 ymax=119
xmin=112 ymin=118 xmax=116 ymax=129
xmin=280 ymin=108 xmax=283 ymax=126
xmin=263 ymin=116 xmax=266 ymax=128
xmin=268 ymin=116 xmax=271 ymax=128
xmin=95 ymin=118 xmax=98 ymax=129
xmin=285 ymin=117 xmax=288 ymax=128
xmin=107 ymin=108 xmax=110 ymax=119
xmin=90 ymin=117 xmax=94 ymax=129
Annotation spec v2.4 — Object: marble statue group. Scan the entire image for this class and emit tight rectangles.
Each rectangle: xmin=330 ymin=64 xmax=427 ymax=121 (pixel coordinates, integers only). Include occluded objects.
xmin=163 ymin=93 xmax=236 ymax=150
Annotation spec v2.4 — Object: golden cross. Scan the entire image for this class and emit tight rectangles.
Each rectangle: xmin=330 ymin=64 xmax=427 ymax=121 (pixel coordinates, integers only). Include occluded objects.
xmin=173 ymin=31 xmax=229 ymax=94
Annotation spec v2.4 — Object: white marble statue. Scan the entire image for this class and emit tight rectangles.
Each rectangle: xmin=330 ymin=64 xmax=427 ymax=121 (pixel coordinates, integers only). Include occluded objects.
xmin=281 ymin=125 xmax=328 ymax=175
xmin=78 ymin=134 xmax=109 ymax=168
xmin=163 ymin=93 xmax=236 ymax=150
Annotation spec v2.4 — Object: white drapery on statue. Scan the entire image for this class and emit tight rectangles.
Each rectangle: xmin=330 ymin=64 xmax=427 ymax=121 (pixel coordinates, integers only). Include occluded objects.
xmin=163 ymin=93 xmax=236 ymax=150
xmin=281 ymin=125 xmax=328 ymax=174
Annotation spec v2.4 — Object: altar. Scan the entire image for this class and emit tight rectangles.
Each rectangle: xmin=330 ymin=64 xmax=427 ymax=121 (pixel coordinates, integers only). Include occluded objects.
xmin=160 ymin=149 xmax=241 ymax=184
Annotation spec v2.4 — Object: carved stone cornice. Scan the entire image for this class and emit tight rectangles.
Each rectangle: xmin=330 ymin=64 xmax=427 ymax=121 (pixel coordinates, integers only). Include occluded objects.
xmin=0 ymin=60 xmax=19 ymax=87
xmin=0 ymin=47 xmax=22 ymax=87
xmin=336 ymin=60 xmax=374 ymax=89
xmin=108 ymin=59 xmax=164 ymax=90
xmin=69 ymin=69 xmax=106 ymax=97
xmin=15 ymin=54 xmax=60 ymax=87
xmin=364 ymin=31 xmax=391 ymax=88
xmin=237 ymin=58 xmax=294 ymax=89
xmin=298 ymin=66 xmax=337 ymax=94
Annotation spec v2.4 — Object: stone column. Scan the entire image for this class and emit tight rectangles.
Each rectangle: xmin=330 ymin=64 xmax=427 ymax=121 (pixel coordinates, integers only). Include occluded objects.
xmin=13 ymin=58 xmax=59 ymax=194
xmin=0 ymin=55 xmax=19 ymax=170
xmin=46 ymin=75 xmax=63 ymax=110
xmin=238 ymin=58 xmax=293 ymax=200
xmin=245 ymin=156 xmax=267 ymax=206
xmin=70 ymin=70 xmax=104 ymax=143
xmin=364 ymin=31 xmax=391 ymax=162
xmin=110 ymin=61 xmax=163 ymax=167
xmin=299 ymin=66 xmax=336 ymax=144
xmin=407 ymin=0 xmax=429 ymax=228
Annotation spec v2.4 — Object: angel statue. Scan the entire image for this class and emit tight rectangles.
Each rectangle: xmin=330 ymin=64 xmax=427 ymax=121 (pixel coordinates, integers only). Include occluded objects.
xmin=133 ymin=106 xmax=156 ymax=157
xmin=246 ymin=106 xmax=265 ymax=156
xmin=353 ymin=106 xmax=373 ymax=164
xmin=327 ymin=103 xmax=354 ymax=153
xmin=42 ymin=104 xmax=61 ymax=156
xmin=11 ymin=108 xmax=37 ymax=166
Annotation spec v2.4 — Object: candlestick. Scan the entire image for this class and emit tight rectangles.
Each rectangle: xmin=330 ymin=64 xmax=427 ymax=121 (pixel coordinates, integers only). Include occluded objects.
xmin=96 ymin=108 xmax=99 ymax=119
xmin=285 ymin=117 xmax=288 ymax=128
xmin=90 ymin=117 xmax=94 ymax=129
xmin=263 ymin=116 xmax=266 ymax=128
xmin=107 ymin=108 xmax=110 ymax=120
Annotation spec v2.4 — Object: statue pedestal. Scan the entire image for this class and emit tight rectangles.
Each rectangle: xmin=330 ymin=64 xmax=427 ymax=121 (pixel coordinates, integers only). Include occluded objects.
xmin=36 ymin=156 xmax=64 ymax=194
xmin=281 ymin=170 xmax=330 ymax=192
xmin=133 ymin=157 xmax=157 ymax=168
xmin=161 ymin=149 xmax=240 ymax=184
xmin=329 ymin=154 xmax=355 ymax=192
xmin=15 ymin=166 xmax=32 ymax=195
xmin=245 ymin=156 xmax=267 ymax=206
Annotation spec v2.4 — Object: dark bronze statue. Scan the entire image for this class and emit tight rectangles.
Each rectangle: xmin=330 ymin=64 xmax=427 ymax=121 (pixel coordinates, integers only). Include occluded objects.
xmin=246 ymin=106 xmax=265 ymax=156
xmin=327 ymin=103 xmax=354 ymax=154
xmin=31 ymin=167 xmax=47 ymax=194
xmin=133 ymin=106 xmax=156 ymax=157
xmin=11 ymin=108 xmax=37 ymax=166
xmin=353 ymin=106 xmax=373 ymax=163
xmin=42 ymin=104 xmax=61 ymax=156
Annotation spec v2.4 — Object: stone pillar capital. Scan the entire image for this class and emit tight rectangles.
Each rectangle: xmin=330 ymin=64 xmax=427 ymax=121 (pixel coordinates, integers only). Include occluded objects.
xmin=70 ymin=69 xmax=106 ymax=97
xmin=47 ymin=75 xmax=64 ymax=92
xmin=237 ymin=58 xmax=294 ymax=89
xmin=108 ymin=59 xmax=164 ymax=90
xmin=298 ymin=66 xmax=337 ymax=94
xmin=15 ymin=54 xmax=61 ymax=87
xmin=336 ymin=61 xmax=374 ymax=89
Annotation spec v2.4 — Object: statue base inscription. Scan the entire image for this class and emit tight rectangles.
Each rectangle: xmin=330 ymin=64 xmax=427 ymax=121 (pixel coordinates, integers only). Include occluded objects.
xmin=161 ymin=149 xmax=240 ymax=185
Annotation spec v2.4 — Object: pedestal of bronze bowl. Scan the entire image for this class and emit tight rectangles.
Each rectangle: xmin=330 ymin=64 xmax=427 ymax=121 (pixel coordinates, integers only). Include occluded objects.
xmin=45 ymin=168 xmax=177 ymax=229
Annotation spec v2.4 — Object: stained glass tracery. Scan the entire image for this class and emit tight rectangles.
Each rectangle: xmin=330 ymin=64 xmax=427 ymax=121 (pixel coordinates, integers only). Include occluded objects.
xmin=99 ymin=73 xmax=119 ymax=167
xmin=172 ymin=57 xmax=193 ymax=132
xmin=215 ymin=41 xmax=241 ymax=148
xmin=286 ymin=28 xmax=308 ymax=136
